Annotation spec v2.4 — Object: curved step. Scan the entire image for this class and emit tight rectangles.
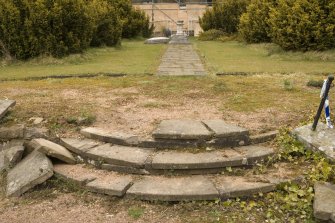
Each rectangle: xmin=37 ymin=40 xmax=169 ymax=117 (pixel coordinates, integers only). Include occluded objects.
xmin=53 ymin=163 xmax=301 ymax=201
xmin=60 ymin=138 xmax=275 ymax=175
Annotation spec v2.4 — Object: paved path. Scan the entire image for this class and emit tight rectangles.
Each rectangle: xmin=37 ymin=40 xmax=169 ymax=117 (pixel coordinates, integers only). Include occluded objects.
xmin=157 ymin=37 xmax=207 ymax=76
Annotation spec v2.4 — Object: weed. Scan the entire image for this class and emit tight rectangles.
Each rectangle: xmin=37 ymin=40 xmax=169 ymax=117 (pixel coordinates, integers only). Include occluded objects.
xmin=283 ymin=79 xmax=294 ymax=91
xmin=128 ymin=206 xmax=145 ymax=219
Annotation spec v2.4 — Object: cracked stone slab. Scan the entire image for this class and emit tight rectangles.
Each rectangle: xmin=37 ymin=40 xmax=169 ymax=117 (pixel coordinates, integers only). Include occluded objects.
xmin=314 ymin=182 xmax=335 ymax=221
xmin=152 ymin=120 xmax=212 ymax=140
xmin=84 ymin=144 xmax=154 ymax=168
xmin=0 ymin=145 xmax=25 ymax=171
xmin=151 ymin=149 xmax=243 ymax=170
xmin=0 ymin=125 xmax=25 ymax=140
xmin=203 ymin=120 xmax=249 ymax=138
xmin=86 ymin=175 xmax=133 ymax=197
xmin=6 ymin=151 xmax=53 ymax=197
xmin=127 ymin=176 xmax=219 ymax=201
xmin=234 ymin=146 xmax=275 ymax=165
xmin=292 ymin=123 xmax=335 ymax=161
xmin=31 ymin=138 xmax=76 ymax=164
xmin=81 ymin=127 xmax=139 ymax=146
xmin=24 ymin=127 xmax=49 ymax=140
xmin=212 ymin=176 xmax=275 ymax=199
xmin=53 ymin=164 xmax=97 ymax=185
xmin=0 ymin=100 xmax=16 ymax=119
xmin=60 ymin=138 xmax=101 ymax=156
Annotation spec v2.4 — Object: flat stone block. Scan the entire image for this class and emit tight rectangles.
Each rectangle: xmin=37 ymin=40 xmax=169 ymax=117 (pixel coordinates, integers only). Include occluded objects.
xmin=203 ymin=120 xmax=249 ymax=138
xmin=32 ymin=138 xmax=76 ymax=164
xmin=127 ymin=176 xmax=219 ymax=201
xmin=84 ymin=144 xmax=154 ymax=168
xmin=81 ymin=127 xmax=139 ymax=146
xmin=6 ymin=151 xmax=53 ymax=197
xmin=24 ymin=127 xmax=49 ymax=140
xmin=213 ymin=176 xmax=275 ymax=199
xmin=234 ymin=146 xmax=275 ymax=165
xmin=292 ymin=123 xmax=335 ymax=161
xmin=314 ymin=182 xmax=335 ymax=221
xmin=0 ymin=145 xmax=25 ymax=171
xmin=0 ymin=125 xmax=25 ymax=140
xmin=53 ymin=164 xmax=97 ymax=185
xmin=0 ymin=100 xmax=16 ymax=119
xmin=151 ymin=149 xmax=243 ymax=170
xmin=152 ymin=120 xmax=212 ymax=140
xmin=86 ymin=176 xmax=133 ymax=197
xmin=60 ymin=138 xmax=100 ymax=156
xmin=138 ymin=137 xmax=205 ymax=149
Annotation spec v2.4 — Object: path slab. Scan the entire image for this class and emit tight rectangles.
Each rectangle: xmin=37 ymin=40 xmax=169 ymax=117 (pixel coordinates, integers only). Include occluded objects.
xmin=292 ymin=123 xmax=335 ymax=161
xmin=203 ymin=120 xmax=249 ymax=138
xmin=60 ymin=138 xmax=100 ymax=156
xmin=151 ymin=149 xmax=243 ymax=170
xmin=81 ymin=127 xmax=139 ymax=146
xmin=127 ymin=176 xmax=219 ymax=201
xmin=0 ymin=100 xmax=16 ymax=119
xmin=213 ymin=176 xmax=275 ymax=199
xmin=86 ymin=176 xmax=133 ymax=197
xmin=53 ymin=164 xmax=97 ymax=185
xmin=152 ymin=120 xmax=212 ymax=140
xmin=234 ymin=146 xmax=275 ymax=165
xmin=6 ymin=151 xmax=53 ymax=197
xmin=32 ymin=138 xmax=76 ymax=164
xmin=314 ymin=182 xmax=335 ymax=221
xmin=84 ymin=144 xmax=154 ymax=168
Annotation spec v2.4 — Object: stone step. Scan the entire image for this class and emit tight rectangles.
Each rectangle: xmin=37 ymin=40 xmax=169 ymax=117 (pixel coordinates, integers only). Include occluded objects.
xmin=60 ymin=138 xmax=274 ymax=175
xmin=0 ymin=100 xmax=16 ymax=120
xmin=53 ymin=163 xmax=301 ymax=201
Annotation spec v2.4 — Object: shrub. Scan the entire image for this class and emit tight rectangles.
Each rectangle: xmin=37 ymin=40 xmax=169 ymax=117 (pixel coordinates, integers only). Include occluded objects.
xmin=198 ymin=29 xmax=225 ymax=41
xmin=239 ymin=0 xmax=274 ymax=43
xmin=199 ymin=0 xmax=250 ymax=34
xmin=268 ymin=0 xmax=335 ymax=51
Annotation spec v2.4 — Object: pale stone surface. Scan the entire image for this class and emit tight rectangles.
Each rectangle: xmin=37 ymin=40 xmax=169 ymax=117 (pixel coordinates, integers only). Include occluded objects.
xmin=29 ymin=117 xmax=44 ymax=125
xmin=24 ymin=127 xmax=49 ymax=140
xmin=32 ymin=138 xmax=76 ymax=164
xmin=53 ymin=164 xmax=97 ymax=185
xmin=6 ymin=151 xmax=53 ymax=197
xmin=152 ymin=120 xmax=212 ymax=140
xmin=292 ymin=123 xmax=335 ymax=161
xmin=213 ymin=176 xmax=275 ymax=199
xmin=127 ymin=176 xmax=219 ymax=201
xmin=101 ymin=164 xmax=149 ymax=175
xmin=60 ymin=138 xmax=100 ymax=156
xmin=0 ymin=145 xmax=25 ymax=171
xmin=151 ymin=149 xmax=243 ymax=170
xmin=0 ymin=125 xmax=25 ymax=140
xmin=0 ymin=100 xmax=16 ymax=119
xmin=139 ymin=137 xmax=205 ymax=149
xmin=314 ymin=182 xmax=335 ymax=221
xmin=81 ymin=127 xmax=139 ymax=146
xmin=86 ymin=176 xmax=133 ymax=197
xmin=145 ymin=37 xmax=170 ymax=44
xmin=84 ymin=144 xmax=154 ymax=168
xmin=203 ymin=120 xmax=249 ymax=138
xmin=234 ymin=146 xmax=275 ymax=165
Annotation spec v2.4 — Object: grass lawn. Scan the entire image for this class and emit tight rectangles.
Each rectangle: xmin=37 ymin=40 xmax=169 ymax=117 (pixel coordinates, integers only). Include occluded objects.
xmin=193 ymin=40 xmax=335 ymax=75
xmin=0 ymin=39 xmax=167 ymax=80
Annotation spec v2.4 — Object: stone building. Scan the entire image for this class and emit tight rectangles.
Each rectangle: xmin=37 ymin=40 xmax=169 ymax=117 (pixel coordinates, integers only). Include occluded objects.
xmin=132 ymin=0 xmax=212 ymax=36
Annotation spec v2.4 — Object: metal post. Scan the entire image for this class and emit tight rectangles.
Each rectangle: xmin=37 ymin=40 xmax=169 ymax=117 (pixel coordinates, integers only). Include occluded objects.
xmin=312 ymin=75 xmax=334 ymax=131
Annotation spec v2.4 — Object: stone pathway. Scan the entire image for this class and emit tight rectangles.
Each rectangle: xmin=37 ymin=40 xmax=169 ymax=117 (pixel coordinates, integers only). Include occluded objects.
xmin=157 ymin=36 xmax=206 ymax=76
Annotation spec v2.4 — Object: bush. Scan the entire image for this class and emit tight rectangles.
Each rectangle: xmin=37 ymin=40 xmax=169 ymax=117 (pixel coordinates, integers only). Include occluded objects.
xmin=239 ymin=0 xmax=274 ymax=43
xmin=199 ymin=0 xmax=250 ymax=34
xmin=268 ymin=0 xmax=335 ymax=51
xmin=198 ymin=29 xmax=225 ymax=41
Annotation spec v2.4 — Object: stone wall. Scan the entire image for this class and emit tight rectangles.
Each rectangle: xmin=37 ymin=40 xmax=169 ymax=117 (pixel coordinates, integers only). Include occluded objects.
xmin=133 ymin=3 xmax=210 ymax=36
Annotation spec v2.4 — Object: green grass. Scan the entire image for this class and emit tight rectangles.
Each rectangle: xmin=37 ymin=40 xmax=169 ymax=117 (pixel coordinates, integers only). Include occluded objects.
xmin=193 ymin=40 xmax=335 ymax=74
xmin=0 ymin=39 xmax=167 ymax=80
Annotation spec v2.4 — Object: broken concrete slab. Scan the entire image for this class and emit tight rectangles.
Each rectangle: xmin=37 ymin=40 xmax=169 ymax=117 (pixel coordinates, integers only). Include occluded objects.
xmin=0 ymin=125 xmax=25 ymax=141
xmin=84 ymin=144 xmax=154 ymax=168
xmin=292 ymin=123 xmax=335 ymax=161
xmin=234 ymin=146 xmax=275 ymax=165
xmin=6 ymin=151 xmax=53 ymax=197
xmin=202 ymin=120 xmax=249 ymax=138
xmin=0 ymin=100 xmax=16 ymax=119
xmin=60 ymin=138 xmax=100 ymax=156
xmin=152 ymin=120 xmax=212 ymax=140
xmin=0 ymin=145 xmax=25 ymax=171
xmin=150 ymin=149 xmax=243 ymax=170
xmin=213 ymin=176 xmax=275 ymax=199
xmin=53 ymin=164 xmax=97 ymax=185
xmin=81 ymin=127 xmax=139 ymax=146
xmin=31 ymin=138 xmax=76 ymax=164
xmin=127 ymin=176 xmax=219 ymax=201
xmin=86 ymin=175 xmax=133 ymax=197
xmin=24 ymin=127 xmax=49 ymax=140
xmin=314 ymin=182 xmax=335 ymax=221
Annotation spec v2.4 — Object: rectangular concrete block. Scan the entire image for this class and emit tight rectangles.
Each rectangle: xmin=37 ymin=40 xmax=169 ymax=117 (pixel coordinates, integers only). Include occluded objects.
xmin=86 ymin=176 xmax=133 ymax=197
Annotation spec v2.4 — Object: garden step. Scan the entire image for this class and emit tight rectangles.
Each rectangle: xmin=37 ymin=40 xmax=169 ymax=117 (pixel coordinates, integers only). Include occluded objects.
xmin=52 ymin=162 xmax=302 ymax=201
xmin=0 ymin=100 xmax=16 ymax=120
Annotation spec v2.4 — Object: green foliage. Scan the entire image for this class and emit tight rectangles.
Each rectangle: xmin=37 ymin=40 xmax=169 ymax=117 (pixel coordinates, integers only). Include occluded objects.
xmin=198 ymin=29 xmax=226 ymax=41
xmin=199 ymin=0 xmax=249 ymax=34
xmin=128 ymin=206 xmax=145 ymax=219
xmin=268 ymin=0 xmax=335 ymax=51
xmin=239 ymin=0 xmax=274 ymax=43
